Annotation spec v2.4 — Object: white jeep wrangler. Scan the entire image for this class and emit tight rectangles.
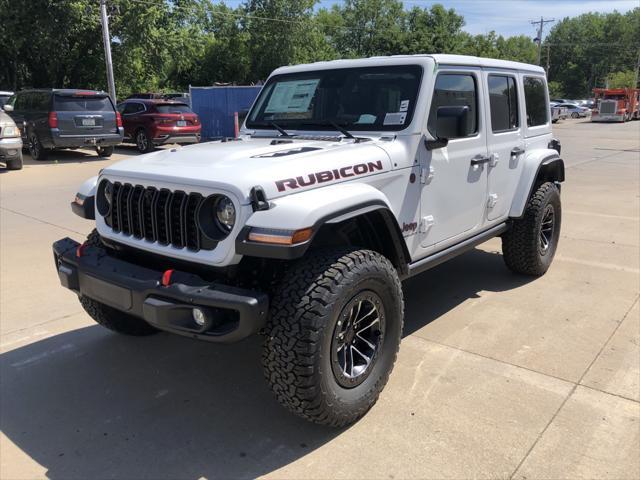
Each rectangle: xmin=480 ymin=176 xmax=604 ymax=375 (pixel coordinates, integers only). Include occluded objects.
xmin=53 ymin=54 xmax=564 ymax=426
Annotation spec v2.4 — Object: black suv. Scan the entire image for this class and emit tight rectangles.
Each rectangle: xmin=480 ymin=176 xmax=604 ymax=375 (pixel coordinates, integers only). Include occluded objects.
xmin=3 ymin=89 xmax=123 ymax=160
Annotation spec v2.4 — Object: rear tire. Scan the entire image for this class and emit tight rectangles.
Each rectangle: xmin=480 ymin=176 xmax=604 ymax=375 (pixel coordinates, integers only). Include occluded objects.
xmin=263 ymin=248 xmax=404 ymax=426
xmin=571 ymin=112 xmax=579 ymax=119
xmin=135 ymin=129 xmax=154 ymax=153
xmin=502 ymin=182 xmax=561 ymax=276
xmin=5 ymin=151 xmax=23 ymax=170
xmin=28 ymin=131 xmax=48 ymax=160
xmin=79 ymin=230 xmax=159 ymax=336
xmin=96 ymin=146 xmax=113 ymax=157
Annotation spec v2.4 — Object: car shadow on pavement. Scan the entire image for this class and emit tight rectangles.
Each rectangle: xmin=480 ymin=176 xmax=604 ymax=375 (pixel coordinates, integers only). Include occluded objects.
xmin=0 ymin=248 xmax=534 ymax=480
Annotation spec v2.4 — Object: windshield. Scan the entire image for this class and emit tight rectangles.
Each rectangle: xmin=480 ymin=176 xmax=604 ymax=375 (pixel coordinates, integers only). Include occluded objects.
xmin=155 ymin=103 xmax=192 ymax=114
xmin=246 ymin=65 xmax=423 ymax=132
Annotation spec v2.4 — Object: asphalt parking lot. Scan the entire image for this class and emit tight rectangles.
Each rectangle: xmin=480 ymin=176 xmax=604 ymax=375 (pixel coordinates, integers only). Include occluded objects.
xmin=1 ymin=120 xmax=639 ymax=480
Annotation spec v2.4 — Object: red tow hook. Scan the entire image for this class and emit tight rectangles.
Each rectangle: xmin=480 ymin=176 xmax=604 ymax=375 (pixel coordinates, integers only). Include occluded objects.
xmin=76 ymin=242 xmax=88 ymax=258
xmin=161 ymin=269 xmax=174 ymax=287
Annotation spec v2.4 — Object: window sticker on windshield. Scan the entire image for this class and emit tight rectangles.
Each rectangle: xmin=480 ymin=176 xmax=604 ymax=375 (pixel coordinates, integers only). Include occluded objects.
xmin=399 ymin=100 xmax=409 ymax=112
xmin=383 ymin=112 xmax=407 ymax=125
xmin=265 ymin=79 xmax=320 ymax=114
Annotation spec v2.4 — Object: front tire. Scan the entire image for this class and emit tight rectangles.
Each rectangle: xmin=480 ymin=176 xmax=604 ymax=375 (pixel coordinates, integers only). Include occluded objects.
xmin=135 ymin=129 xmax=154 ymax=153
xmin=502 ymin=182 xmax=561 ymax=276
xmin=79 ymin=230 xmax=159 ymax=336
xmin=571 ymin=112 xmax=579 ymax=119
xmin=5 ymin=151 xmax=23 ymax=170
xmin=263 ymin=248 xmax=404 ymax=426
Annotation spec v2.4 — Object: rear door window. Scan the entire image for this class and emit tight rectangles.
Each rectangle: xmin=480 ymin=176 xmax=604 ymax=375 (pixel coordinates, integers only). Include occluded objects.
xmin=488 ymin=75 xmax=519 ymax=132
xmin=523 ymin=77 xmax=548 ymax=127
xmin=155 ymin=103 xmax=192 ymax=114
xmin=54 ymin=95 xmax=113 ymax=112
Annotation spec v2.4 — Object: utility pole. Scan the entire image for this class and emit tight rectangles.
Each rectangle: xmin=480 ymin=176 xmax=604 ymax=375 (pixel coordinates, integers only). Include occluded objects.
xmin=99 ymin=0 xmax=116 ymax=103
xmin=545 ymin=44 xmax=551 ymax=75
xmin=634 ymin=49 xmax=640 ymax=89
xmin=531 ymin=16 xmax=555 ymax=66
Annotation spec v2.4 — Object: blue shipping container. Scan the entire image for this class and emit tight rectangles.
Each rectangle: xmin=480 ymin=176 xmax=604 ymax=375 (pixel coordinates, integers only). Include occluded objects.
xmin=189 ymin=86 xmax=262 ymax=140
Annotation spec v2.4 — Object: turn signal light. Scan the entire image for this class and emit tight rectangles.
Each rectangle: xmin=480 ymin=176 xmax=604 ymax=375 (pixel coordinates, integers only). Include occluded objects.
xmin=247 ymin=227 xmax=313 ymax=245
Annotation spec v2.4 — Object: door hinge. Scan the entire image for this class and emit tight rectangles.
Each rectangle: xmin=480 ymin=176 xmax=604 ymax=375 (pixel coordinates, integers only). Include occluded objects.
xmin=419 ymin=215 xmax=434 ymax=233
xmin=487 ymin=193 xmax=498 ymax=209
xmin=420 ymin=166 xmax=434 ymax=184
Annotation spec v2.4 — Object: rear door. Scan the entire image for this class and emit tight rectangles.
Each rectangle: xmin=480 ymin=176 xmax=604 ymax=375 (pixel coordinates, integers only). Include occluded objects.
xmin=53 ymin=93 xmax=117 ymax=136
xmin=482 ymin=70 xmax=525 ymax=221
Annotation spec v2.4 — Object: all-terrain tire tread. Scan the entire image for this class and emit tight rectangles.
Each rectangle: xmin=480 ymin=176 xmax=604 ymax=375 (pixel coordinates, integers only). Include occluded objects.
xmin=502 ymin=182 xmax=560 ymax=276
xmin=262 ymin=248 xmax=403 ymax=427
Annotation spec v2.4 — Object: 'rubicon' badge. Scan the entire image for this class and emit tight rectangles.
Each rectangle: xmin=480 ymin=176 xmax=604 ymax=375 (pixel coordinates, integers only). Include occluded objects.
xmin=275 ymin=161 xmax=384 ymax=192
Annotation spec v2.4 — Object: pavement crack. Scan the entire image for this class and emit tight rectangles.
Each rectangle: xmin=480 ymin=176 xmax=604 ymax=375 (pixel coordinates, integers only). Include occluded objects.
xmin=508 ymin=294 xmax=640 ymax=479
xmin=0 ymin=207 xmax=85 ymax=236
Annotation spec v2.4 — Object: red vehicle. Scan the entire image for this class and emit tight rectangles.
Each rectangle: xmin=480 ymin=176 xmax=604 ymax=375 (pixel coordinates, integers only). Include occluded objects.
xmin=116 ymin=99 xmax=201 ymax=153
xmin=592 ymin=88 xmax=640 ymax=122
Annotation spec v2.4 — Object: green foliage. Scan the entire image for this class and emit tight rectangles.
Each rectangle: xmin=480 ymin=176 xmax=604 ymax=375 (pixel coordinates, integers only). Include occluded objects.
xmin=547 ymin=81 xmax=564 ymax=98
xmin=0 ymin=0 xmax=636 ymax=100
xmin=607 ymin=70 xmax=637 ymax=88
xmin=545 ymin=8 xmax=639 ymax=97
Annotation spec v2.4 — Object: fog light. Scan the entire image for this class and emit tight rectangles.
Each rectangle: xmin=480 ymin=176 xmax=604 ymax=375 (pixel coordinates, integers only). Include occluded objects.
xmin=192 ymin=308 xmax=206 ymax=326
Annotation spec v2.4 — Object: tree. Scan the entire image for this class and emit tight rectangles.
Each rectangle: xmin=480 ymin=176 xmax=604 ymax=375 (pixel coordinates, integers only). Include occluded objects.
xmin=607 ymin=70 xmax=637 ymax=88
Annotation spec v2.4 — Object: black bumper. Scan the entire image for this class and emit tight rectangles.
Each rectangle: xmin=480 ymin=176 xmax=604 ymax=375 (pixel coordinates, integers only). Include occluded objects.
xmin=52 ymin=237 xmax=268 ymax=343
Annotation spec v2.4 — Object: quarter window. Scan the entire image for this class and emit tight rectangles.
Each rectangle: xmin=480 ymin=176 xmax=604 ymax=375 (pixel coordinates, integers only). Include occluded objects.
xmin=523 ymin=76 xmax=548 ymax=127
xmin=428 ymin=73 xmax=478 ymax=137
xmin=488 ymin=75 xmax=519 ymax=132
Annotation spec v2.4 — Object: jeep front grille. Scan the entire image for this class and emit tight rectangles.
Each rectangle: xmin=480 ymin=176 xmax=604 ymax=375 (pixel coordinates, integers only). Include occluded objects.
xmin=599 ymin=101 xmax=617 ymax=114
xmin=105 ymin=182 xmax=209 ymax=251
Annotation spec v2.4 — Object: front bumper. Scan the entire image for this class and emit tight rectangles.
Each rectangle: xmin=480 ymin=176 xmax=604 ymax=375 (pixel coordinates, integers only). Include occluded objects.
xmin=592 ymin=114 xmax=624 ymax=122
xmin=0 ymin=137 xmax=22 ymax=159
xmin=53 ymin=237 xmax=268 ymax=343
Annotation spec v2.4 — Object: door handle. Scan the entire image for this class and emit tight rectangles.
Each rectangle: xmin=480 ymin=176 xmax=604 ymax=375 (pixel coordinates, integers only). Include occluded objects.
xmin=511 ymin=147 xmax=525 ymax=156
xmin=470 ymin=155 xmax=491 ymax=166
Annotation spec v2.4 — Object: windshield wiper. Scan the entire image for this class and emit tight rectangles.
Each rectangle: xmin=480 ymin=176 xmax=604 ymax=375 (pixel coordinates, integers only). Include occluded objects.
xmin=270 ymin=122 xmax=293 ymax=138
xmin=300 ymin=121 xmax=366 ymax=142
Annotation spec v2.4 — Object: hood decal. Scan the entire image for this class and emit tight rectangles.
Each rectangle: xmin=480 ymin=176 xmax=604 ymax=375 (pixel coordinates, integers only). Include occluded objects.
xmin=275 ymin=160 xmax=384 ymax=192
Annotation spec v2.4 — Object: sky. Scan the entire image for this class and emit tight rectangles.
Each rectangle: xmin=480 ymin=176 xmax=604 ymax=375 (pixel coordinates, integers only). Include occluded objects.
xmin=316 ymin=0 xmax=639 ymax=38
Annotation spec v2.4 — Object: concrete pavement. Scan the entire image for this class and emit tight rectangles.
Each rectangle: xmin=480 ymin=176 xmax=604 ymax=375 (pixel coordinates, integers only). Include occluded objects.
xmin=1 ymin=121 xmax=639 ymax=479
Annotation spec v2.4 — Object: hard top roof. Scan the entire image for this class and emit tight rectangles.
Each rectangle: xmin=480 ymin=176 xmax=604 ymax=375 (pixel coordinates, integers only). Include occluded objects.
xmin=272 ymin=54 xmax=545 ymax=75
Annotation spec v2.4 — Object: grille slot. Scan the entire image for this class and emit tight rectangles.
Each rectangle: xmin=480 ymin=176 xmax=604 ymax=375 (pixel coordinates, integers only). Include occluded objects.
xmin=600 ymin=101 xmax=616 ymax=114
xmin=105 ymin=182 xmax=209 ymax=251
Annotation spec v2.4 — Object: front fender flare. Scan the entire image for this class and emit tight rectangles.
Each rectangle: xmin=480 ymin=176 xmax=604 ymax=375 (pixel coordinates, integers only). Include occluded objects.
xmin=236 ymin=183 xmax=408 ymax=265
xmin=71 ymin=175 xmax=99 ymax=219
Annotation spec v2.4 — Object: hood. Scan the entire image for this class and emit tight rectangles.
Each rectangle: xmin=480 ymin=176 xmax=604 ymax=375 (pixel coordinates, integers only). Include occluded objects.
xmin=101 ymin=137 xmax=393 ymax=204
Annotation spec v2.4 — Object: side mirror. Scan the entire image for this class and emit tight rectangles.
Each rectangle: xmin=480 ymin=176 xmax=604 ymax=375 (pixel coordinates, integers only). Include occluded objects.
xmin=3 ymin=104 xmax=13 ymax=112
xmin=425 ymin=105 xmax=471 ymax=150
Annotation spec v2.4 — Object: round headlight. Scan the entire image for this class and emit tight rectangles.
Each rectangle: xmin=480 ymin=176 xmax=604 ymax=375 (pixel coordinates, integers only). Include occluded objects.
xmin=96 ymin=179 xmax=113 ymax=216
xmin=104 ymin=181 xmax=113 ymax=205
xmin=214 ymin=196 xmax=235 ymax=231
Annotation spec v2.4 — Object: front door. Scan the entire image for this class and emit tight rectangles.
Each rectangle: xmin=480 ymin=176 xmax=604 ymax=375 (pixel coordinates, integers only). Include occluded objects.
xmin=482 ymin=71 xmax=525 ymax=221
xmin=418 ymin=68 xmax=489 ymax=251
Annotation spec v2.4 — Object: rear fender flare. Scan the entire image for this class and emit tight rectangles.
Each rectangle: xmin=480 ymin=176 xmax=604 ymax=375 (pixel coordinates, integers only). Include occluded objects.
xmin=509 ymin=150 xmax=564 ymax=218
